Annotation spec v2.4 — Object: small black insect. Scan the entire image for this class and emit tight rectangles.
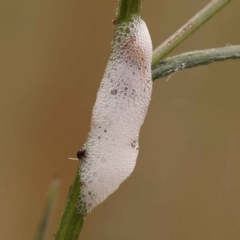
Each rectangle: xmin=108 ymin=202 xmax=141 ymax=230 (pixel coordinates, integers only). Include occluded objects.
xmin=131 ymin=140 xmax=138 ymax=149
xmin=77 ymin=146 xmax=86 ymax=160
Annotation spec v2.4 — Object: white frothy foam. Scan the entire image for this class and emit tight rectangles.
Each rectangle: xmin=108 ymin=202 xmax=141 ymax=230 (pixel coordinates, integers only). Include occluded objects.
xmin=79 ymin=17 xmax=152 ymax=214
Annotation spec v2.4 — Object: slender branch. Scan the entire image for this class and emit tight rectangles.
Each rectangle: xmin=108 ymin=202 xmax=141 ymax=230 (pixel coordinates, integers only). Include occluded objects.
xmin=116 ymin=0 xmax=142 ymax=24
xmin=152 ymin=0 xmax=232 ymax=68
xmin=152 ymin=45 xmax=240 ymax=80
xmin=35 ymin=178 xmax=61 ymax=240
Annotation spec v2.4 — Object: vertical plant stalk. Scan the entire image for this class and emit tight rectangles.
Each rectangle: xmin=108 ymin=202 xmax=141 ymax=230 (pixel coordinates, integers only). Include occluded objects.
xmin=116 ymin=0 xmax=142 ymax=24
xmin=152 ymin=0 xmax=232 ymax=68
xmin=35 ymin=178 xmax=61 ymax=240
xmin=54 ymin=171 xmax=84 ymax=240
xmin=54 ymin=1 xmax=143 ymax=239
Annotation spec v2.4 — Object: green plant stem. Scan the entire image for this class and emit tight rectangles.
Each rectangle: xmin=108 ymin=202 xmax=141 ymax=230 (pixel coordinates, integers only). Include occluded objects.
xmin=116 ymin=0 xmax=142 ymax=24
xmin=54 ymin=2 xmax=144 ymax=239
xmin=54 ymin=171 xmax=84 ymax=240
xmin=152 ymin=0 xmax=232 ymax=68
xmin=35 ymin=178 xmax=61 ymax=240
xmin=152 ymin=45 xmax=240 ymax=80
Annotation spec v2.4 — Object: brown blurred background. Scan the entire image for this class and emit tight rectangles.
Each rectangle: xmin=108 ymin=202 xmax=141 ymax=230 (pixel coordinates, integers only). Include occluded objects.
xmin=1 ymin=0 xmax=240 ymax=239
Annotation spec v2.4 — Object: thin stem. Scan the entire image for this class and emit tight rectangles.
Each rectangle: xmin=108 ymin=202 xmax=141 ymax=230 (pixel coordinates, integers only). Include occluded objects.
xmin=35 ymin=178 xmax=61 ymax=240
xmin=54 ymin=171 xmax=84 ymax=240
xmin=116 ymin=0 xmax=142 ymax=24
xmin=54 ymin=1 xmax=144 ymax=240
xmin=152 ymin=45 xmax=240 ymax=81
xmin=152 ymin=0 xmax=232 ymax=68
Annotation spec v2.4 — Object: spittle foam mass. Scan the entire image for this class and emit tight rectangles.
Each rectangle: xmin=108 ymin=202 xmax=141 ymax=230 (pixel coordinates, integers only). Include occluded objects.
xmin=79 ymin=16 xmax=152 ymax=214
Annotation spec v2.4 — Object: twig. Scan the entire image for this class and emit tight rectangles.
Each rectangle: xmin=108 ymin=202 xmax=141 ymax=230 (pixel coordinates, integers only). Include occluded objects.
xmin=152 ymin=0 xmax=232 ymax=68
xmin=152 ymin=45 xmax=240 ymax=80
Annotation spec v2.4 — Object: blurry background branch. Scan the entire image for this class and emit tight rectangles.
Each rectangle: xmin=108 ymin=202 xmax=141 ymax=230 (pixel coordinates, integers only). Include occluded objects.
xmin=35 ymin=178 xmax=61 ymax=240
